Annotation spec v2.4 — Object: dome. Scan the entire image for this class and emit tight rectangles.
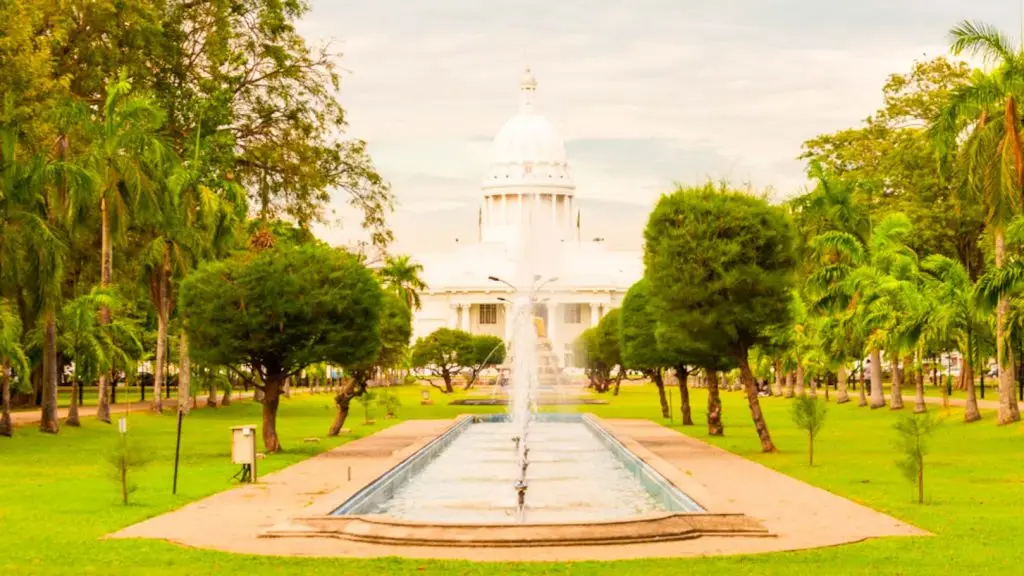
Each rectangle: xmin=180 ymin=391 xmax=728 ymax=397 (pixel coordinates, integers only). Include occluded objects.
xmin=491 ymin=114 xmax=567 ymax=166
xmin=482 ymin=67 xmax=574 ymax=192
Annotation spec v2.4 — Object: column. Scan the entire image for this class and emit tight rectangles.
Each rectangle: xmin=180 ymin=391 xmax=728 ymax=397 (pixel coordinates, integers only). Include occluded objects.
xmin=548 ymin=302 xmax=558 ymax=353
xmin=590 ymin=303 xmax=601 ymax=327
xmin=551 ymin=194 xmax=557 ymax=226
xmin=460 ymin=304 xmax=470 ymax=332
xmin=449 ymin=304 xmax=459 ymax=329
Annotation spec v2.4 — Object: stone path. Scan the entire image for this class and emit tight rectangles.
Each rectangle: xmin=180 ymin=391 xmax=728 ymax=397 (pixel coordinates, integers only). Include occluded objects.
xmin=110 ymin=417 xmax=925 ymax=561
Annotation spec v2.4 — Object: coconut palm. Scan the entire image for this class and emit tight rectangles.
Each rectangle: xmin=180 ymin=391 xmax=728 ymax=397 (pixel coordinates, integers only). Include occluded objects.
xmin=379 ymin=255 xmax=428 ymax=310
xmin=922 ymin=254 xmax=988 ymax=421
xmin=929 ymin=21 xmax=1024 ymax=424
xmin=57 ymin=288 xmax=141 ymax=426
xmin=87 ymin=70 xmax=172 ymax=419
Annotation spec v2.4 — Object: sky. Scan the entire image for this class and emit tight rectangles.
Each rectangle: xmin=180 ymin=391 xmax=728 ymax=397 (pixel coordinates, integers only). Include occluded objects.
xmin=300 ymin=0 xmax=1021 ymax=253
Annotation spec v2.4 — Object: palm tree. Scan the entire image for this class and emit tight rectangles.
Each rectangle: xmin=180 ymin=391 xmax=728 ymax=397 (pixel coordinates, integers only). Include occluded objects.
xmin=922 ymin=254 xmax=986 ymax=421
xmin=929 ymin=21 xmax=1024 ymax=424
xmin=87 ymin=70 xmax=172 ymax=418
xmin=379 ymin=255 xmax=427 ymax=310
xmin=0 ymin=298 xmax=28 ymax=436
xmin=58 ymin=288 xmax=140 ymax=426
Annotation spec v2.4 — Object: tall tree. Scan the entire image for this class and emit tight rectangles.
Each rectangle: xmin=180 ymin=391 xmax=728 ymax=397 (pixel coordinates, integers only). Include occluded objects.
xmin=644 ymin=183 xmax=798 ymax=452
xmin=930 ymin=21 xmax=1024 ymax=424
xmin=379 ymin=255 xmax=428 ymax=310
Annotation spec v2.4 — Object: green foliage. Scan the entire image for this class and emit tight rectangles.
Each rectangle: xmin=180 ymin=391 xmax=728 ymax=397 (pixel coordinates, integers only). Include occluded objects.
xmin=894 ymin=412 xmax=939 ymax=503
xmin=620 ymin=279 xmax=671 ymax=372
xmin=378 ymin=389 xmax=402 ymax=418
xmin=379 ymin=255 xmax=428 ymax=310
xmin=790 ymin=396 xmax=828 ymax=465
xmin=573 ymin=313 xmax=622 ymax=392
xmin=179 ymin=243 xmax=383 ymax=385
xmin=410 ymin=328 xmax=473 ymax=391
xmin=356 ymin=389 xmax=376 ymax=423
xmin=644 ymin=183 xmax=798 ymax=358
xmin=370 ymin=292 xmax=413 ymax=371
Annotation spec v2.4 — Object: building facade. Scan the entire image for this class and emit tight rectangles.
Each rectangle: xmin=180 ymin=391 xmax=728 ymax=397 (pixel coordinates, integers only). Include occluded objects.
xmin=411 ymin=68 xmax=643 ymax=368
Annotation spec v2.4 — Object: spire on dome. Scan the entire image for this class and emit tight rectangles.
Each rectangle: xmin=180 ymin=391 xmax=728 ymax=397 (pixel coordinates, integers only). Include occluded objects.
xmin=520 ymin=66 xmax=537 ymax=113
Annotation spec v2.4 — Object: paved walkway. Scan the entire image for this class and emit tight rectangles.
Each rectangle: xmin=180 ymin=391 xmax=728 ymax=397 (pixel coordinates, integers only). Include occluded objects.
xmin=8 ymin=390 xmax=283 ymax=426
xmin=110 ymin=417 xmax=925 ymax=561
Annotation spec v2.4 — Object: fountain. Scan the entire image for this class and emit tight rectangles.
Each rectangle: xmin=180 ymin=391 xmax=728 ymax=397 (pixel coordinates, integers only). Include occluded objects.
xmin=263 ymin=198 xmax=770 ymax=547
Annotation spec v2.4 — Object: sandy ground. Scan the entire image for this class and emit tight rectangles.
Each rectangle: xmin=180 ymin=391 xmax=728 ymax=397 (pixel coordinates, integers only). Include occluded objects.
xmin=110 ymin=417 xmax=926 ymax=561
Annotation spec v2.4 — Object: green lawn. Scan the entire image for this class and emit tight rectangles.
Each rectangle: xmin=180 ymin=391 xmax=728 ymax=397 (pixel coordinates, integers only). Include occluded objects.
xmin=1 ymin=384 xmax=1022 ymax=575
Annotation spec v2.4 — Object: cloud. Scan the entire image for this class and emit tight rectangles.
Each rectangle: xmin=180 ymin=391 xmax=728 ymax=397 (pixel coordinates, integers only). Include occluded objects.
xmin=300 ymin=0 xmax=1021 ymax=251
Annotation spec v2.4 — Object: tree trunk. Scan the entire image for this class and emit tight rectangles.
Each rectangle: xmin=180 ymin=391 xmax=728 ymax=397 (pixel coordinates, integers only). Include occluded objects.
xmin=914 ymin=358 xmax=927 ymax=414
xmin=858 ymin=363 xmax=868 ymax=406
xmin=442 ymin=372 xmax=454 ymax=394
xmin=808 ymin=373 xmax=817 ymax=398
xmin=207 ymin=383 xmax=218 ymax=408
xmin=329 ymin=388 xmax=354 ymax=436
xmin=221 ymin=386 xmax=232 ymax=406
xmin=39 ymin=313 xmax=59 ymax=434
xmin=808 ymin=431 xmax=814 ymax=466
xmin=784 ymin=371 xmax=794 ymax=398
xmin=995 ymin=229 xmax=1022 ymax=424
xmin=0 ymin=363 xmax=12 ymax=436
xmin=178 ymin=331 xmax=191 ymax=415
xmin=152 ymin=252 xmax=169 ymax=413
xmin=735 ymin=352 xmax=775 ymax=452
xmin=652 ymin=370 xmax=669 ymax=418
xmin=963 ymin=355 xmax=980 ymax=422
xmin=890 ymin=357 xmax=904 ymax=410
xmin=261 ymin=374 xmax=283 ymax=452
xmin=96 ymin=195 xmax=112 ymax=423
xmin=284 ymin=376 xmax=291 ymax=398
xmin=675 ymin=365 xmax=693 ymax=426
xmin=869 ymin=349 xmax=885 ymax=408
xmin=795 ymin=362 xmax=805 ymax=397
xmin=66 ymin=377 xmax=81 ymax=427
xmin=706 ymin=370 xmax=723 ymax=436
xmin=772 ymin=360 xmax=783 ymax=396
xmin=836 ymin=365 xmax=850 ymax=404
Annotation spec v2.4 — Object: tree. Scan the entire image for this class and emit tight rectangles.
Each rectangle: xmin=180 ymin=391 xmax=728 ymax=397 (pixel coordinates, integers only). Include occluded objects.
xmin=791 ymin=395 xmax=828 ymax=465
xmin=410 ymin=328 xmax=473 ymax=394
xmin=0 ymin=299 xmax=28 ymax=436
xmin=179 ymin=243 xmax=382 ymax=452
xmin=621 ymin=279 xmax=673 ymax=419
xmin=462 ymin=334 xmax=506 ymax=389
xmin=86 ymin=71 xmax=172 ymax=417
xmin=644 ymin=183 xmax=798 ymax=452
xmin=929 ymin=21 xmax=1024 ymax=424
xmin=595 ymin=309 xmax=624 ymax=394
xmin=922 ymin=255 xmax=987 ymax=421
xmin=329 ymin=291 xmax=411 ymax=436
xmin=57 ymin=288 xmax=140 ymax=426
xmin=379 ymin=255 xmax=428 ymax=310
xmin=894 ymin=412 xmax=939 ymax=504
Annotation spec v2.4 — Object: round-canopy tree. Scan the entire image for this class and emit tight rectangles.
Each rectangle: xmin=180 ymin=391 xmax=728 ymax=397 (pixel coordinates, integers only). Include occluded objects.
xmin=179 ymin=243 xmax=382 ymax=452
xmin=330 ymin=290 xmax=412 ymax=436
xmin=644 ymin=184 xmax=798 ymax=452
xmin=621 ymin=279 xmax=674 ymax=418
xmin=410 ymin=328 xmax=473 ymax=393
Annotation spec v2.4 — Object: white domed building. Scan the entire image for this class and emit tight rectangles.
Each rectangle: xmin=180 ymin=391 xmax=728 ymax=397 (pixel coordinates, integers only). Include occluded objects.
xmin=411 ymin=68 xmax=643 ymax=367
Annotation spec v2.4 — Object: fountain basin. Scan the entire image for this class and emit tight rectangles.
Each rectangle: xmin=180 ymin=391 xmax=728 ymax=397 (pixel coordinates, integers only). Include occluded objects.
xmin=263 ymin=414 xmax=771 ymax=547
xmin=332 ymin=414 xmax=702 ymax=523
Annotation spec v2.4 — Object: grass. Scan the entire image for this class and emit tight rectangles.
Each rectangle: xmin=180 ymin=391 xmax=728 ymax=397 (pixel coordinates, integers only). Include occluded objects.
xmin=1 ymin=384 xmax=1023 ymax=575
